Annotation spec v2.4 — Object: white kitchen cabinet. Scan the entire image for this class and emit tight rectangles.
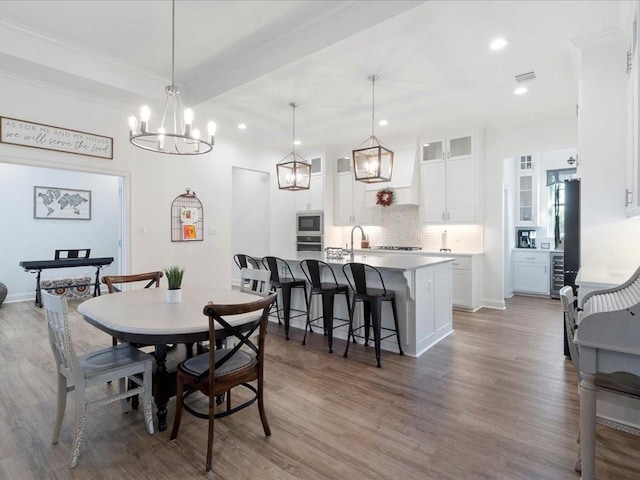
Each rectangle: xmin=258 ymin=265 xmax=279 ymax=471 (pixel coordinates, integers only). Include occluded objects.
xmin=513 ymin=250 xmax=550 ymax=295
xmin=295 ymin=175 xmax=323 ymax=212
xmin=449 ymin=254 xmax=482 ymax=311
xmin=516 ymin=155 xmax=537 ymax=224
xmin=418 ymin=162 xmax=446 ymax=223
xmin=363 ymin=250 xmax=482 ymax=311
xmin=335 ymin=172 xmax=381 ymax=226
xmin=419 ymin=155 xmax=478 ymax=224
xmin=422 ymin=133 xmax=474 ymax=162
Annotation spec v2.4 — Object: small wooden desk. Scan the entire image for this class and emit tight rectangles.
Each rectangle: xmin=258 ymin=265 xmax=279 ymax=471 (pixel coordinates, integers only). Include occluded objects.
xmin=77 ymin=287 xmax=261 ymax=431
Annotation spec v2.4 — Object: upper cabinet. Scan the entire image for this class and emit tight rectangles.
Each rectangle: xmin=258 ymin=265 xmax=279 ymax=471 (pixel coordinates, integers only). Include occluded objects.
xmin=422 ymin=134 xmax=474 ymax=163
xmin=626 ymin=5 xmax=640 ymax=216
xmin=295 ymin=157 xmax=324 ymax=212
xmin=517 ymin=155 xmax=537 ymax=225
xmin=334 ymin=158 xmax=381 ymax=226
xmin=419 ymin=131 xmax=482 ymax=224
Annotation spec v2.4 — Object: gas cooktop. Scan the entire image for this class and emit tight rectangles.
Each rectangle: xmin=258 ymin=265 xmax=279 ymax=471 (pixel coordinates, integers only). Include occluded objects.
xmin=370 ymin=246 xmax=422 ymax=251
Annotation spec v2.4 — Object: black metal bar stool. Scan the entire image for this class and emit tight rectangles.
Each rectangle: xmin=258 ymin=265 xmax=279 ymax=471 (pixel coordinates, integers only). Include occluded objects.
xmin=233 ymin=254 xmax=261 ymax=292
xmin=342 ymin=262 xmax=404 ymax=367
xmin=300 ymin=259 xmax=351 ymax=353
xmin=261 ymin=256 xmax=309 ymax=340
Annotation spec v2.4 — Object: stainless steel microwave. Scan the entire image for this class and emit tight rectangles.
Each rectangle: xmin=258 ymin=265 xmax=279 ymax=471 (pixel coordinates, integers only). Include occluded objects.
xmin=296 ymin=211 xmax=323 ymax=236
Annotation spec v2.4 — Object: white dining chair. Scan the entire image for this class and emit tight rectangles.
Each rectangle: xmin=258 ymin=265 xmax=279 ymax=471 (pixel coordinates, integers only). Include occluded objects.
xmin=42 ymin=290 xmax=155 ymax=468
xmin=239 ymin=267 xmax=272 ymax=297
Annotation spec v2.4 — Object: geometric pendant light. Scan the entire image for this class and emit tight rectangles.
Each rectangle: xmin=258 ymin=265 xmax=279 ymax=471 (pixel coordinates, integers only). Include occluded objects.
xmin=352 ymin=74 xmax=393 ymax=183
xmin=276 ymin=102 xmax=311 ymax=191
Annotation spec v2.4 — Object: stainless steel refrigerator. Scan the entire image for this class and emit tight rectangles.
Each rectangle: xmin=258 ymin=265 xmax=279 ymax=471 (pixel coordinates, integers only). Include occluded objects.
xmin=563 ymin=178 xmax=580 ymax=355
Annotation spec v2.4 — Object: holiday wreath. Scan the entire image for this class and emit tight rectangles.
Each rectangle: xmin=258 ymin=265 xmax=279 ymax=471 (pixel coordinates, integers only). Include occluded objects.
xmin=376 ymin=188 xmax=394 ymax=207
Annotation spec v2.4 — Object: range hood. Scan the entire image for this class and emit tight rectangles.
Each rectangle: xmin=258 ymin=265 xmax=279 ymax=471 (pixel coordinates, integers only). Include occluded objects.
xmin=364 ymin=147 xmax=420 ymax=205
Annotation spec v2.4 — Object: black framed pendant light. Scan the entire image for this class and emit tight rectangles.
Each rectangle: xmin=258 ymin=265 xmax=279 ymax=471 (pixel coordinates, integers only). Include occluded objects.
xmin=352 ymin=74 xmax=393 ymax=183
xmin=276 ymin=102 xmax=311 ymax=191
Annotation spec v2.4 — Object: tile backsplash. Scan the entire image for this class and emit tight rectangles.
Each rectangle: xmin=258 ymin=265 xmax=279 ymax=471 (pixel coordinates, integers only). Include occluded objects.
xmin=355 ymin=205 xmax=483 ymax=252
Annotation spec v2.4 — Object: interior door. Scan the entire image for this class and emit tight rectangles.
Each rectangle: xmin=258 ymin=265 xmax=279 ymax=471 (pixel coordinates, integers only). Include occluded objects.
xmin=231 ymin=167 xmax=270 ymax=285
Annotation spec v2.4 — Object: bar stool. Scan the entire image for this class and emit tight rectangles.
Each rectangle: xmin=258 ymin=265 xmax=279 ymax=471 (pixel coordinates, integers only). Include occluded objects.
xmin=233 ymin=254 xmax=261 ymax=291
xmin=261 ymin=256 xmax=309 ymax=340
xmin=342 ymin=262 xmax=404 ymax=367
xmin=233 ymin=253 xmax=260 ymax=270
xmin=300 ymin=259 xmax=351 ymax=353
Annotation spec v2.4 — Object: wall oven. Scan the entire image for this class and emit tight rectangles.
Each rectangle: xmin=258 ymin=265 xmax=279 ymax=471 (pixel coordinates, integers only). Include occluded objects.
xmin=296 ymin=235 xmax=323 ymax=252
xmin=296 ymin=211 xmax=323 ymax=236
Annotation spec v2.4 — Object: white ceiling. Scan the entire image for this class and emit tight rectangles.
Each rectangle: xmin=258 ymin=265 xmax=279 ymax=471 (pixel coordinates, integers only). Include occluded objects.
xmin=0 ymin=0 xmax=633 ymax=153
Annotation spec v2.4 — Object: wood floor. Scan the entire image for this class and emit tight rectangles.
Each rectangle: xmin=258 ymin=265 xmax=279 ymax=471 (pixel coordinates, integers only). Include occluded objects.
xmin=2 ymin=295 xmax=640 ymax=479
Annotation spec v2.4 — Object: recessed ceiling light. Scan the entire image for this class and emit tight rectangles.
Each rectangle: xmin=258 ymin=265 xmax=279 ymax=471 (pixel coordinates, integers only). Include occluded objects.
xmin=490 ymin=37 xmax=508 ymax=50
xmin=514 ymin=86 xmax=528 ymax=95
xmin=237 ymin=123 xmax=247 ymax=129
xmin=293 ymin=140 xmax=301 ymax=146
xmin=423 ymin=143 xmax=430 ymax=147
xmin=378 ymin=119 xmax=389 ymax=126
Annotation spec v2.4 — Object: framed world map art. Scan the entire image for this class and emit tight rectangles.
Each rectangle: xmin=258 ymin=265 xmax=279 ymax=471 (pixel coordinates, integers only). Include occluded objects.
xmin=34 ymin=186 xmax=91 ymax=220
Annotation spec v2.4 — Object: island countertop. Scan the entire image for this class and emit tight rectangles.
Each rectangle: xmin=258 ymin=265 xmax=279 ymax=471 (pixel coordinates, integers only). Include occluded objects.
xmin=248 ymin=251 xmax=454 ymax=358
xmin=261 ymin=251 xmax=454 ymax=271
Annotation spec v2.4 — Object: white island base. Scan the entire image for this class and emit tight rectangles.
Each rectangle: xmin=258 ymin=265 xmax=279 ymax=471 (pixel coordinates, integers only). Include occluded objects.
xmin=257 ymin=253 xmax=454 ymax=358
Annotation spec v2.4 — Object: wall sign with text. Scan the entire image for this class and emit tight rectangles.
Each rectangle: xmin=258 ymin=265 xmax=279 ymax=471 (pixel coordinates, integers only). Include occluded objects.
xmin=0 ymin=116 xmax=113 ymax=159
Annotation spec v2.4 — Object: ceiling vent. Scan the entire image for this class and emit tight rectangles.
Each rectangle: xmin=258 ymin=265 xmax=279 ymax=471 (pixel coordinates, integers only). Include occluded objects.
xmin=515 ymin=71 xmax=537 ymax=83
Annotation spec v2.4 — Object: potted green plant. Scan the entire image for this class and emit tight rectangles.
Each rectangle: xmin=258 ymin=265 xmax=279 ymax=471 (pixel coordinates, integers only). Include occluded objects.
xmin=163 ymin=265 xmax=185 ymax=303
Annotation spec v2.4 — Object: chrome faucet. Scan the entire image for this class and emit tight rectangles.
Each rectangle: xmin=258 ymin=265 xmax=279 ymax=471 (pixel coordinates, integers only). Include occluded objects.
xmin=350 ymin=225 xmax=365 ymax=259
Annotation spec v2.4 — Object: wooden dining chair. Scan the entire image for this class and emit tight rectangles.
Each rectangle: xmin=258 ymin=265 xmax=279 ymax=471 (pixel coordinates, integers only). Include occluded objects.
xmin=170 ymin=292 xmax=277 ymax=472
xmin=101 ymin=271 xmax=163 ymax=346
xmin=101 ymin=271 xmax=163 ymax=294
xmin=239 ymin=268 xmax=271 ymax=297
xmin=42 ymin=290 xmax=154 ymax=468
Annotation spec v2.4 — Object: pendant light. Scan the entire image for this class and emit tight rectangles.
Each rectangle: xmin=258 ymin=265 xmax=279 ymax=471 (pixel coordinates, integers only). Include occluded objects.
xmin=276 ymin=102 xmax=311 ymax=191
xmin=128 ymin=0 xmax=216 ymax=155
xmin=352 ymin=74 xmax=393 ymax=183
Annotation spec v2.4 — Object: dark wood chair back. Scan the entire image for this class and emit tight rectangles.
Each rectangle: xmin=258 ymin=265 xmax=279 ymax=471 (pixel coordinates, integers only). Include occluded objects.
xmin=101 ymin=271 xmax=163 ymax=293
xmin=55 ymin=249 xmax=90 ymax=260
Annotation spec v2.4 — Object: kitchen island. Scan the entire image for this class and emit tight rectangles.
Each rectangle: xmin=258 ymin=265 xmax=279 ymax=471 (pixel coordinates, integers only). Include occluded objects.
xmin=252 ymin=252 xmax=454 ymax=357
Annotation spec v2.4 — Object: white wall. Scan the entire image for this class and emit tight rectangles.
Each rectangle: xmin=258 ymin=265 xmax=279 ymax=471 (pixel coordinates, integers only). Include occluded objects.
xmin=577 ymin=32 xmax=640 ymax=272
xmin=0 ymin=163 xmax=121 ymax=301
xmin=0 ymin=73 xmax=287 ymax=298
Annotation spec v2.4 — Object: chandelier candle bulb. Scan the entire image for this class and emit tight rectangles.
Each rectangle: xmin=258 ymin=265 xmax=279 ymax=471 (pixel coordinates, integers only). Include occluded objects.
xmin=207 ymin=122 xmax=217 ymax=145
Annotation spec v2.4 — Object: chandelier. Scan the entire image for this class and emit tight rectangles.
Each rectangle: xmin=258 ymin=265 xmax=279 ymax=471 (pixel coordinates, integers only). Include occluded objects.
xmin=352 ymin=74 xmax=393 ymax=183
xmin=276 ymin=102 xmax=311 ymax=191
xmin=128 ymin=0 xmax=216 ymax=155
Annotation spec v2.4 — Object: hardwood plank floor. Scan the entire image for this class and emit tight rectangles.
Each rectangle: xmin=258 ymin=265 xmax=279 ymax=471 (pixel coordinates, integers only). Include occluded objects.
xmin=1 ymin=295 xmax=640 ymax=479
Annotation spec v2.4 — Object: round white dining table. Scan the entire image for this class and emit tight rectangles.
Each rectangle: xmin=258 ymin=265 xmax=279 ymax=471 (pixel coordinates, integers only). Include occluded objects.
xmin=77 ymin=286 xmax=263 ymax=431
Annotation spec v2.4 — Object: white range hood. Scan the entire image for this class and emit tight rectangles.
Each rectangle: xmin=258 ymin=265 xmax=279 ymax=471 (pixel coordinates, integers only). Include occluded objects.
xmin=364 ymin=147 xmax=420 ymax=205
